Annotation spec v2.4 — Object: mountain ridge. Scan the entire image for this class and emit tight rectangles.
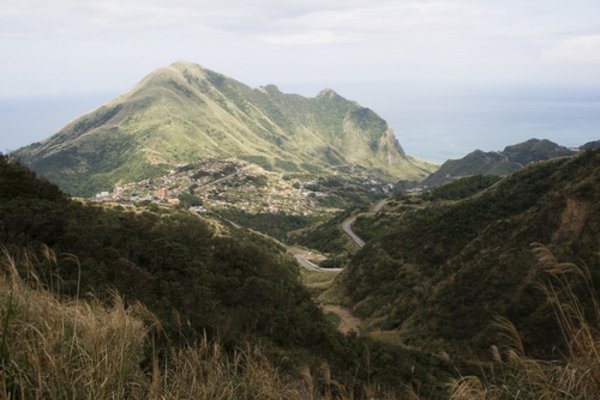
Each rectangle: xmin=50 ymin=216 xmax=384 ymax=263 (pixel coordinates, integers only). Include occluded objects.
xmin=421 ymin=138 xmax=575 ymax=188
xmin=14 ymin=61 xmax=434 ymax=196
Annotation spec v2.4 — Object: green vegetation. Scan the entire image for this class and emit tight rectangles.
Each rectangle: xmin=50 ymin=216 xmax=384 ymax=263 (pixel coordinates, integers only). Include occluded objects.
xmin=450 ymin=245 xmax=600 ymax=399
xmin=217 ymin=209 xmax=320 ymax=242
xmin=292 ymin=210 xmax=358 ymax=256
xmin=0 ymin=252 xmax=340 ymax=399
xmin=580 ymin=139 xmax=600 ymax=151
xmin=319 ymin=257 xmax=345 ymax=269
xmin=0 ymin=158 xmax=333 ymax=350
xmin=299 ymin=269 xmax=339 ymax=295
xmin=423 ymin=175 xmax=501 ymax=201
xmin=240 ymin=155 xmax=273 ymax=171
xmin=206 ymin=171 xmax=388 ymax=242
xmin=178 ymin=192 xmax=202 ymax=207
xmin=336 ymin=150 xmax=600 ymax=361
xmin=5 ymin=146 xmax=598 ymax=397
xmin=422 ymin=138 xmax=574 ymax=188
xmin=3 ymin=235 xmax=597 ymax=398
xmin=503 ymin=138 xmax=575 ymax=165
xmin=324 ymin=312 xmax=342 ymax=328
xmin=13 ymin=61 xmax=434 ymax=196
xmin=311 ymin=175 xmax=385 ymax=209
xmin=0 ymin=156 xmax=459 ymax=398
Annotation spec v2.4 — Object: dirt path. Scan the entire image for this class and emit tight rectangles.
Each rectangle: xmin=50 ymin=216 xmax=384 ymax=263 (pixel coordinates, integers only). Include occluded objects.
xmin=320 ymin=305 xmax=361 ymax=335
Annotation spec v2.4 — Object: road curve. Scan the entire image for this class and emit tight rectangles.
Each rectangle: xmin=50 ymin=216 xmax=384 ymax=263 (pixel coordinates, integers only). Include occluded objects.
xmin=341 ymin=216 xmax=366 ymax=248
xmin=341 ymin=198 xmax=387 ymax=248
xmin=289 ymin=247 xmax=343 ymax=272
xmin=293 ymin=254 xmax=342 ymax=272
xmin=222 ymin=220 xmax=340 ymax=273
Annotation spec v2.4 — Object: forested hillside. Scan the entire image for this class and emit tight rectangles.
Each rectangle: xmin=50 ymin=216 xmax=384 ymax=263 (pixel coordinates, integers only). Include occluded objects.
xmin=0 ymin=155 xmax=343 ymax=348
xmin=338 ymin=150 xmax=600 ymax=358
xmin=421 ymin=138 xmax=575 ymax=188
xmin=0 ymin=155 xmax=457 ymax=398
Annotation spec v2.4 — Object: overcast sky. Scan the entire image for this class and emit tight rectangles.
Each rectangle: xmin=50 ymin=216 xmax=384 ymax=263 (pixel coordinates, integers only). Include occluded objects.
xmin=1 ymin=0 xmax=599 ymax=161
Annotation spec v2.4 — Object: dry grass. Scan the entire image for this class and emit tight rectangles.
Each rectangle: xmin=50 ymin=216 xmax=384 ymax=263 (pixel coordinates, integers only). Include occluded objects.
xmin=0 ymin=248 xmax=150 ymax=399
xmin=153 ymin=341 xmax=311 ymax=399
xmin=0 ymin=248 xmax=416 ymax=400
xmin=448 ymin=243 xmax=600 ymax=399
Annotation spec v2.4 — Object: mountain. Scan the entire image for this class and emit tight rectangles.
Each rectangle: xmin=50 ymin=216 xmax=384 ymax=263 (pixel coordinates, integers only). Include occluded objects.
xmin=580 ymin=139 xmax=600 ymax=151
xmin=13 ymin=61 xmax=434 ymax=196
xmin=421 ymin=138 xmax=575 ymax=188
xmin=334 ymin=149 xmax=600 ymax=359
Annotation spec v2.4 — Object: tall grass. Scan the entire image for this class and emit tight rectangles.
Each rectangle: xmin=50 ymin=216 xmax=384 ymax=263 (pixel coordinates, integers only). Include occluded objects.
xmin=0 ymin=248 xmax=412 ymax=400
xmin=10 ymin=243 xmax=596 ymax=399
xmin=0 ymin=248 xmax=149 ymax=399
xmin=449 ymin=243 xmax=600 ymax=399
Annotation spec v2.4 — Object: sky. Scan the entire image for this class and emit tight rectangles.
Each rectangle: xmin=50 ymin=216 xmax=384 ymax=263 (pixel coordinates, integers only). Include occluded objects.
xmin=1 ymin=0 xmax=599 ymax=162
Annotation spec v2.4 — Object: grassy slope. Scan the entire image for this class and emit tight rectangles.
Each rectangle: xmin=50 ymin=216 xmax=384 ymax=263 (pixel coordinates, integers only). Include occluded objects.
xmin=337 ymin=150 xmax=600 ymax=358
xmin=3 ymin=242 xmax=596 ymax=400
xmin=0 ymin=156 xmax=457 ymax=398
xmin=0 ymin=157 xmax=336 ymax=350
xmin=0 ymin=253 xmax=329 ymax=399
xmin=14 ymin=61 xmax=434 ymax=196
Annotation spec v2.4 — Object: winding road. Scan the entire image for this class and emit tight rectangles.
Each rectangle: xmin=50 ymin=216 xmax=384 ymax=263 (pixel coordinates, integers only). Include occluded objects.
xmin=341 ymin=216 xmax=365 ymax=248
xmin=289 ymin=247 xmax=343 ymax=272
xmin=221 ymin=199 xmax=367 ymax=334
xmin=341 ymin=198 xmax=387 ymax=248
xmin=223 ymin=197 xmax=386 ymax=271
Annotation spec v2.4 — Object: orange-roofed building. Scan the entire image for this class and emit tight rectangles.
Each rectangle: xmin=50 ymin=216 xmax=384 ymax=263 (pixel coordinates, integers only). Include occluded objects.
xmin=156 ymin=188 xmax=168 ymax=200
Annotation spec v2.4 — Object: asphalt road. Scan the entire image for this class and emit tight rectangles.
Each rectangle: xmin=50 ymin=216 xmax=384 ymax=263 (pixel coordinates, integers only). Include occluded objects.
xmin=341 ymin=216 xmax=366 ymax=248
xmin=289 ymin=247 xmax=343 ymax=272
xmin=340 ymin=198 xmax=387 ymax=248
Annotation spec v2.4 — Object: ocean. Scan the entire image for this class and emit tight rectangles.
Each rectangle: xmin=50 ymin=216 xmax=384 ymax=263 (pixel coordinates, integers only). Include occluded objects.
xmin=1 ymin=86 xmax=598 ymax=163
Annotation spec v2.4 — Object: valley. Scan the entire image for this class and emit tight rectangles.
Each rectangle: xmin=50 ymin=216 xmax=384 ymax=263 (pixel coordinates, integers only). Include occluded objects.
xmin=4 ymin=132 xmax=600 ymax=399
xmin=3 ymin=0 xmax=600 ymax=394
xmin=2 ymin=61 xmax=599 ymax=399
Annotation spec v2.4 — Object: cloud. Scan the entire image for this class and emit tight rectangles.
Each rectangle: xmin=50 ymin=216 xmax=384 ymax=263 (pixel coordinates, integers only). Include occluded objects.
xmin=0 ymin=0 xmax=489 ymax=43
xmin=0 ymin=0 xmax=245 ymax=38
xmin=3 ymin=0 xmax=600 ymax=95
xmin=255 ymin=1 xmax=492 ymax=48
xmin=260 ymin=30 xmax=366 ymax=46
xmin=543 ymin=35 xmax=600 ymax=64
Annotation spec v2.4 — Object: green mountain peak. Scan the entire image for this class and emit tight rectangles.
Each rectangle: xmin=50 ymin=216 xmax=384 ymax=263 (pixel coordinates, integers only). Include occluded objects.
xmin=422 ymin=138 xmax=575 ymax=188
xmin=316 ymin=88 xmax=340 ymax=98
xmin=13 ymin=61 xmax=435 ymax=196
